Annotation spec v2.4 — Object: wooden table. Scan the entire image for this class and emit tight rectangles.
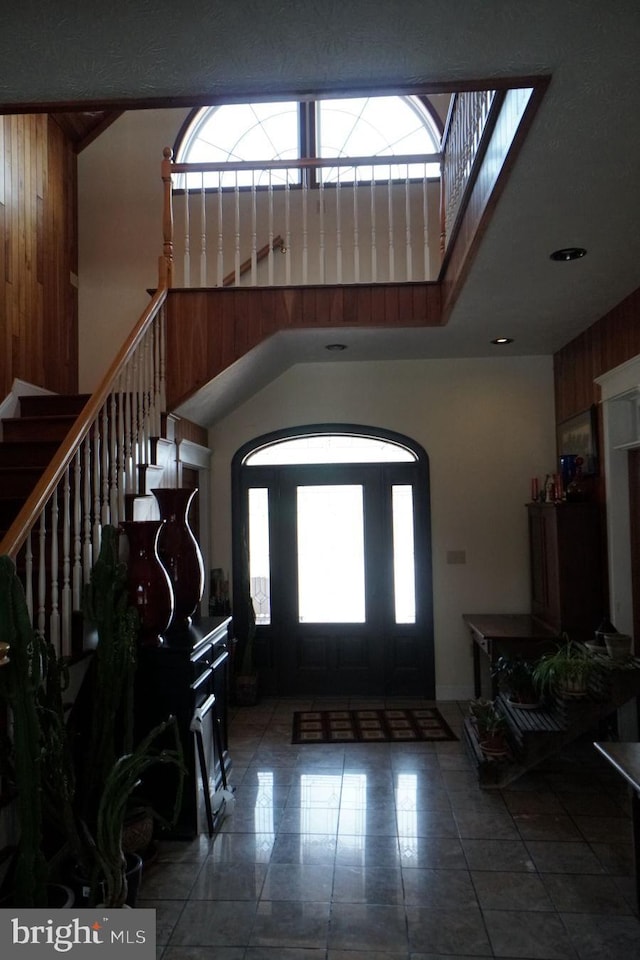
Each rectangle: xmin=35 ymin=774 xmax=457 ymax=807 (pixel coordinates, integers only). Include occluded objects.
xmin=594 ymin=741 xmax=640 ymax=911
xmin=462 ymin=614 xmax=559 ymax=698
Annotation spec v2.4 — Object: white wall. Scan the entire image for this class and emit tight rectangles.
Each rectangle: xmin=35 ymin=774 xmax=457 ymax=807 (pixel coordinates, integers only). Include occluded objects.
xmin=208 ymin=355 xmax=556 ymax=700
xmin=78 ymin=108 xmax=190 ymax=392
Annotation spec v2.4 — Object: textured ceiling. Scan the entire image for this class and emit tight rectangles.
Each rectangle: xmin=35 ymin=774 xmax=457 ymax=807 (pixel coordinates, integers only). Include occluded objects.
xmin=3 ymin=1 xmax=640 ymax=421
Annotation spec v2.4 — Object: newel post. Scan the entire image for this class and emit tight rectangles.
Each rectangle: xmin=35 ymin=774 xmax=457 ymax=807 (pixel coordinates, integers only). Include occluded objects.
xmin=159 ymin=146 xmax=174 ymax=288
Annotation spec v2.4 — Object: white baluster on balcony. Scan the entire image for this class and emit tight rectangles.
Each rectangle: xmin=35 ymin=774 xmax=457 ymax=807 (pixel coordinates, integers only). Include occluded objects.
xmin=183 ymin=181 xmax=190 ymax=287
xmin=62 ymin=465 xmax=72 ymax=656
xmin=49 ymin=487 xmax=60 ymax=655
xmin=370 ymin=169 xmax=377 ymax=282
xmin=423 ymin=169 xmax=430 ymax=280
xmin=319 ymin=176 xmax=325 ymax=283
xmin=302 ymin=175 xmax=309 ymax=284
xmin=353 ymin=171 xmax=360 ymax=283
xmin=217 ymin=176 xmax=224 ymax=286
xmin=234 ymin=169 xmax=241 ymax=286
xmin=37 ymin=509 xmax=47 ymax=638
xmin=251 ymin=169 xmax=257 ymax=285
xmin=387 ymin=167 xmax=395 ymax=282
xmin=285 ymin=177 xmax=291 ymax=284
xmin=336 ymin=166 xmax=343 ymax=283
xmin=73 ymin=447 xmax=82 ymax=610
xmin=199 ymin=171 xmax=207 ymax=286
xmin=268 ymin=170 xmax=274 ymax=285
xmin=405 ymin=164 xmax=412 ymax=282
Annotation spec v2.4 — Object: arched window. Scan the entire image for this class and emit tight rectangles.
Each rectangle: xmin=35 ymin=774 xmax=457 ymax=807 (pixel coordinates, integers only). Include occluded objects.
xmin=175 ymin=96 xmax=442 ymax=186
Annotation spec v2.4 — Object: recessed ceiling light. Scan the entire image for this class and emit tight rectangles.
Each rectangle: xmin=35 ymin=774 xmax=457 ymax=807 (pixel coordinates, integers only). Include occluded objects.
xmin=491 ymin=337 xmax=514 ymax=345
xmin=549 ymin=247 xmax=587 ymax=262
xmin=325 ymin=343 xmax=347 ymax=351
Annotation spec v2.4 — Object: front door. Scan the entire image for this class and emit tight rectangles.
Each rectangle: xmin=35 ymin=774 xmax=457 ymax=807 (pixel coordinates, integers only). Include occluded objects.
xmin=233 ymin=428 xmax=434 ymax=698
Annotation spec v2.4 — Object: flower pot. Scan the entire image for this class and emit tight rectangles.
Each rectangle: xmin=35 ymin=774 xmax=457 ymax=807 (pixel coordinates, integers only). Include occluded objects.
xmin=120 ymin=520 xmax=174 ymax=645
xmin=152 ymin=488 xmax=205 ymax=629
xmin=67 ymin=852 xmax=143 ymax=908
xmin=479 ymin=734 xmax=509 ymax=758
xmin=235 ymin=673 xmax=259 ymax=706
xmin=604 ymin=632 xmax=633 ymax=660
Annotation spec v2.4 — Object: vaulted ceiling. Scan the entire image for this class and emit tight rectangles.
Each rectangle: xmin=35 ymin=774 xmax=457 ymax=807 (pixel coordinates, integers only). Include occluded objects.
xmin=4 ymin=1 xmax=640 ymax=375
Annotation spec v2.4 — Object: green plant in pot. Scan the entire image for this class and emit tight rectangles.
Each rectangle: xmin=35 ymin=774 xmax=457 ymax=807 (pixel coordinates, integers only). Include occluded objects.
xmin=40 ymin=525 xmax=185 ymax=907
xmin=0 ymin=555 xmax=49 ymax=906
xmin=491 ymin=656 xmax=539 ymax=707
xmin=468 ymin=698 xmax=509 ymax=757
xmin=233 ymin=523 xmax=258 ymax=706
xmin=532 ymin=636 xmax=598 ymax=700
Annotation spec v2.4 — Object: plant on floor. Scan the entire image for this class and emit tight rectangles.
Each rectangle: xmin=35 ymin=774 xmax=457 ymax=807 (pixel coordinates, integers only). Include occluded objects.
xmin=531 ymin=636 xmax=598 ymax=700
xmin=233 ymin=521 xmax=258 ymax=706
xmin=0 ymin=555 xmax=49 ymax=906
xmin=491 ymin=655 xmax=539 ymax=706
xmin=468 ymin=697 xmax=509 ymax=757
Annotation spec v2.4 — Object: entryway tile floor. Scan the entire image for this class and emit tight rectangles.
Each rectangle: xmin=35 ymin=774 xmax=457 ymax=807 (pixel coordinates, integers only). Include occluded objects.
xmin=141 ymin=699 xmax=640 ymax=959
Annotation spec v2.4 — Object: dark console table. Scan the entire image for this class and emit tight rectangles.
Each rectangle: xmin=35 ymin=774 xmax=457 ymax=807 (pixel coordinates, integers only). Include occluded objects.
xmin=463 ymin=613 xmax=559 ymax=698
xmin=134 ymin=615 xmax=232 ymax=839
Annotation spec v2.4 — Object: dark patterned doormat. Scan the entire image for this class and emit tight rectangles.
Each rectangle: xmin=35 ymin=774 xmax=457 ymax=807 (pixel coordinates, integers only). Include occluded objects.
xmin=292 ymin=707 xmax=458 ymax=744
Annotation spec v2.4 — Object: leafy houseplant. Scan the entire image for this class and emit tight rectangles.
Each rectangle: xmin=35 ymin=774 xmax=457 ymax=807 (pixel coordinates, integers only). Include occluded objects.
xmin=532 ymin=637 xmax=597 ymax=700
xmin=491 ymin=656 xmax=539 ymax=707
xmin=41 ymin=525 xmax=185 ymax=907
xmin=468 ymin=698 xmax=509 ymax=757
xmin=0 ymin=556 xmax=49 ymax=906
xmin=233 ymin=522 xmax=258 ymax=706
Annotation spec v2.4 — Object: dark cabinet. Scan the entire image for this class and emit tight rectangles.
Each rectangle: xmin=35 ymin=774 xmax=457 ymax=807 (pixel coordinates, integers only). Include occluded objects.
xmin=134 ymin=616 xmax=232 ymax=839
xmin=528 ymin=502 xmax=604 ymax=642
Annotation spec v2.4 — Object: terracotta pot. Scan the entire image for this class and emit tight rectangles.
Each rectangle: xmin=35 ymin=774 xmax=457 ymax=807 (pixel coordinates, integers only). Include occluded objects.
xmin=152 ymin=488 xmax=205 ymax=627
xmin=120 ymin=520 xmax=174 ymax=645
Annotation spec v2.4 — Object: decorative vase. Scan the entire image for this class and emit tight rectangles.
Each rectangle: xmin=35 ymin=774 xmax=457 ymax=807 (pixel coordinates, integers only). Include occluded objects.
xmin=151 ymin=488 xmax=205 ymax=628
xmin=119 ymin=520 xmax=174 ymax=646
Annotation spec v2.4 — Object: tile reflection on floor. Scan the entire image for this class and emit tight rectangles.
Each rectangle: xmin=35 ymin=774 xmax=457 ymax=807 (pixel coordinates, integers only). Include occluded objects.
xmin=140 ymin=698 xmax=640 ymax=959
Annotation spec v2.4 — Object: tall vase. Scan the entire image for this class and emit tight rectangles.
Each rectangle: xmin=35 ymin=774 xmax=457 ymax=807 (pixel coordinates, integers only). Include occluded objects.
xmin=151 ymin=488 xmax=205 ymax=628
xmin=120 ymin=520 xmax=174 ymax=646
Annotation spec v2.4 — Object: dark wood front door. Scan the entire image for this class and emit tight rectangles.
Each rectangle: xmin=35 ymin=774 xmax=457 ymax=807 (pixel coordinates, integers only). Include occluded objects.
xmin=235 ymin=448 xmax=434 ymax=698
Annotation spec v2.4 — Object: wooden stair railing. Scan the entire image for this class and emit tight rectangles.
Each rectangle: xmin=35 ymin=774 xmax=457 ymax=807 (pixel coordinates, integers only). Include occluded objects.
xmin=0 ymin=251 xmax=173 ymax=657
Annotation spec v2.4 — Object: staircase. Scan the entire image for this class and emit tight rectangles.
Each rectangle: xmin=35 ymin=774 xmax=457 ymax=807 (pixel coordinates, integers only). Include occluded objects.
xmin=0 ymin=394 xmax=90 ymax=543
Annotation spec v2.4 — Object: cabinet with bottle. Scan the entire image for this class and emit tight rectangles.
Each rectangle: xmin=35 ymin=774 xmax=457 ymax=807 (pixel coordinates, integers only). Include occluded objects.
xmin=528 ymin=501 xmax=604 ymax=643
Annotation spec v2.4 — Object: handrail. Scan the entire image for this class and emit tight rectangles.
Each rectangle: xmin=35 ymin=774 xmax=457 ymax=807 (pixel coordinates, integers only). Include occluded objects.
xmin=170 ymin=152 xmax=442 ymax=176
xmin=222 ymin=235 xmax=284 ymax=287
xmin=0 ymin=276 xmax=170 ymax=563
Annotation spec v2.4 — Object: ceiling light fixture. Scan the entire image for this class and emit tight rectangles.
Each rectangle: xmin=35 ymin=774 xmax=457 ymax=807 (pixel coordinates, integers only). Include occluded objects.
xmin=549 ymin=247 xmax=587 ymax=262
xmin=491 ymin=337 xmax=514 ymax=345
xmin=325 ymin=343 xmax=347 ymax=351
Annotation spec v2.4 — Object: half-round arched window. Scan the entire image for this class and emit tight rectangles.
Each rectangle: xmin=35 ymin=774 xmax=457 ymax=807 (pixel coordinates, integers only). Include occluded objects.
xmin=175 ymin=96 xmax=442 ymax=186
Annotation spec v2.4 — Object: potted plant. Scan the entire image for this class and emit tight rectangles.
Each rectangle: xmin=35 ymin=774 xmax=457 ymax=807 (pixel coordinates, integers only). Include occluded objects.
xmin=0 ymin=555 xmax=51 ymax=906
xmin=39 ymin=525 xmax=185 ymax=907
xmin=468 ymin=698 xmax=509 ymax=758
xmin=532 ymin=636 xmax=598 ymax=700
xmin=233 ymin=523 xmax=259 ymax=706
xmin=491 ymin=655 xmax=540 ymax=708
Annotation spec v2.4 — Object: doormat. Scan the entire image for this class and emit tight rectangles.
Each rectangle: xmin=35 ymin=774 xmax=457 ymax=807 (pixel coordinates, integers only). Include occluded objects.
xmin=292 ymin=707 xmax=458 ymax=744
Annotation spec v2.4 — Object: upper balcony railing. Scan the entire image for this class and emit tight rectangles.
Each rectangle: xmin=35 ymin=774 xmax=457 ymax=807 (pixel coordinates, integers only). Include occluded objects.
xmin=161 ymin=88 xmax=501 ymax=290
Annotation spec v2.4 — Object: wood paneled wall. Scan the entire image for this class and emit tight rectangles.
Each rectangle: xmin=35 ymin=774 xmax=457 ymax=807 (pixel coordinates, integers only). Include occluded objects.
xmin=554 ymin=285 xmax=640 ymax=424
xmin=165 ymin=282 xmax=441 ymax=409
xmin=0 ymin=115 xmax=78 ymax=399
